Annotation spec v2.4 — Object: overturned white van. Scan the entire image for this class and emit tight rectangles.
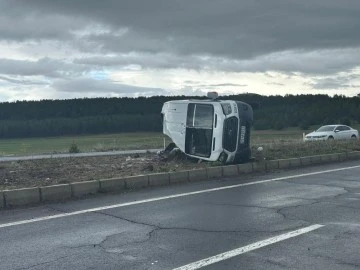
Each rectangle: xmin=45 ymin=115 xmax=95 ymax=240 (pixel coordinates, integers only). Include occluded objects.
xmin=161 ymin=94 xmax=253 ymax=164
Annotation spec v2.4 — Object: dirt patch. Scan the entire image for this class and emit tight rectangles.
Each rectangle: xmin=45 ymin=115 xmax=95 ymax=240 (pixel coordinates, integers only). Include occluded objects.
xmin=0 ymin=153 xmax=208 ymax=190
xmin=0 ymin=140 xmax=359 ymax=190
xmin=254 ymin=140 xmax=360 ymax=160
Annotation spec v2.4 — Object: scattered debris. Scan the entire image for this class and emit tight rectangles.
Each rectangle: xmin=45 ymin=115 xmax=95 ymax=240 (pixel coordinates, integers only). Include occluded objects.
xmin=0 ymin=153 xmax=206 ymax=190
xmin=143 ymin=163 xmax=154 ymax=172
xmin=0 ymin=139 xmax=359 ymax=190
xmin=254 ymin=146 xmax=265 ymax=161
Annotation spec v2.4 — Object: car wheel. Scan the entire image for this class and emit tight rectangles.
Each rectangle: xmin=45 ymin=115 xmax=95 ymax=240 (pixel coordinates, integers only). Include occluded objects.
xmin=351 ymin=135 xmax=357 ymax=140
xmin=327 ymin=136 xmax=334 ymax=140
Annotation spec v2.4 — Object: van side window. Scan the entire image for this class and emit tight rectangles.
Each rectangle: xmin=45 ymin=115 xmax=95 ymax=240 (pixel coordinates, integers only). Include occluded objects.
xmin=186 ymin=104 xmax=213 ymax=128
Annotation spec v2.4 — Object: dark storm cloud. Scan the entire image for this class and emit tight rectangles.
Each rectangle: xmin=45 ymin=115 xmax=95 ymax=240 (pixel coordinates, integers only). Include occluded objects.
xmin=0 ymin=75 xmax=48 ymax=85
xmin=74 ymin=48 xmax=360 ymax=75
xmin=0 ymin=58 xmax=90 ymax=77
xmin=52 ymin=78 xmax=167 ymax=96
xmin=309 ymin=75 xmax=360 ymax=89
xmin=1 ymin=0 xmax=360 ymax=98
xmin=74 ymin=54 xmax=205 ymax=70
xmin=3 ymin=0 xmax=360 ymax=58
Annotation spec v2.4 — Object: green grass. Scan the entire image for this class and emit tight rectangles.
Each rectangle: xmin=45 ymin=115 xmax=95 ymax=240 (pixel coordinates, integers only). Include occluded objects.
xmin=252 ymin=128 xmax=305 ymax=144
xmin=252 ymin=124 xmax=360 ymax=145
xmin=0 ymin=129 xmax=306 ymax=156
xmin=0 ymin=132 xmax=166 ymax=156
xmin=0 ymin=124 xmax=359 ymax=156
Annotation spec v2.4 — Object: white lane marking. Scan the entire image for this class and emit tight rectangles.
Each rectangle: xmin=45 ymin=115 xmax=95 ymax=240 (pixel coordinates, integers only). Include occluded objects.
xmin=173 ymin=224 xmax=324 ymax=270
xmin=1 ymin=164 xmax=360 ymax=229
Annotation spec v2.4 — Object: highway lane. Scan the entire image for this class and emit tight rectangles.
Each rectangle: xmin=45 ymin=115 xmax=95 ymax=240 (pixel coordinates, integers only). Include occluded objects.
xmin=1 ymin=161 xmax=360 ymax=269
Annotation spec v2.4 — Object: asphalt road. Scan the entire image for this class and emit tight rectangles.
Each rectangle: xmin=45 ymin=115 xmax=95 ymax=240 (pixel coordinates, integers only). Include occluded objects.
xmin=1 ymin=161 xmax=360 ymax=269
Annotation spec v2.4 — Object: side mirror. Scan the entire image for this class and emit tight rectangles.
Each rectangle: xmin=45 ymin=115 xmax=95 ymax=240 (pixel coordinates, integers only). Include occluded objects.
xmin=335 ymin=130 xmax=340 ymax=133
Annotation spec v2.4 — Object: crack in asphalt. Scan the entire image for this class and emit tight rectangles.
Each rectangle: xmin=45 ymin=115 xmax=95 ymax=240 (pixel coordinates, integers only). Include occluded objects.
xmin=14 ymin=255 xmax=71 ymax=270
xmin=94 ymin=209 xmax=310 ymax=236
xmin=283 ymin=180 xmax=350 ymax=190
xmin=205 ymin=200 xmax=315 ymax=226
xmin=95 ymin=210 xmax=253 ymax=234
xmin=310 ymin=253 xmax=360 ymax=269
xmin=282 ymin=179 xmax=360 ymax=194
xmin=263 ymin=258 xmax=291 ymax=269
xmin=276 ymin=200 xmax=320 ymax=222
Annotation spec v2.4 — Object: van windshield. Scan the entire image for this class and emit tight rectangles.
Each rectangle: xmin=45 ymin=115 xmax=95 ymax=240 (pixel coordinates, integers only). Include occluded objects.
xmin=185 ymin=104 xmax=214 ymax=157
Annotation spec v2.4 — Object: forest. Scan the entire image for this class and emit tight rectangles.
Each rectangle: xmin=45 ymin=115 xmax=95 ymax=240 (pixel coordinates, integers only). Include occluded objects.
xmin=0 ymin=94 xmax=359 ymax=138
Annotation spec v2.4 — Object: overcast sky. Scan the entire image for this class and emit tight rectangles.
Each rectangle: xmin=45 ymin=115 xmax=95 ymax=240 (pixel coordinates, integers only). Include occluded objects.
xmin=0 ymin=0 xmax=360 ymax=101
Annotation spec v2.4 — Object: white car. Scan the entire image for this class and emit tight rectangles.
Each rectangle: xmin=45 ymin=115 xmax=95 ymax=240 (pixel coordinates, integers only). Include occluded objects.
xmin=304 ymin=125 xmax=359 ymax=141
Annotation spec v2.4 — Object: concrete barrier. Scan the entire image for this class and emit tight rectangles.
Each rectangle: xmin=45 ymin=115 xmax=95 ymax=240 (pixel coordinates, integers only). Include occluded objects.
xmin=4 ymin=187 xmax=40 ymax=207
xmin=320 ymin=154 xmax=332 ymax=163
xmin=100 ymin=178 xmax=126 ymax=192
xmin=310 ymin=155 xmax=322 ymax=164
xmin=71 ymin=180 xmax=100 ymax=197
xmin=300 ymin=156 xmax=311 ymax=166
xmin=125 ymin=175 xmax=149 ymax=189
xmin=329 ymin=153 xmax=340 ymax=162
xmin=206 ymin=166 xmax=223 ymax=179
xmin=189 ymin=169 xmax=208 ymax=182
xmin=251 ymin=162 xmax=266 ymax=172
xmin=2 ymin=151 xmax=360 ymax=209
xmin=278 ymin=159 xmax=291 ymax=169
xmin=169 ymin=171 xmax=189 ymax=184
xmin=238 ymin=163 xmax=253 ymax=174
xmin=0 ymin=191 xmax=4 ymax=209
xmin=289 ymin=158 xmax=301 ymax=167
xmin=148 ymin=173 xmax=170 ymax=186
xmin=41 ymin=184 xmax=71 ymax=202
xmin=347 ymin=151 xmax=360 ymax=160
xmin=222 ymin=165 xmax=239 ymax=177
xmin=338 ymin=152 xmax=347 ymax=161
xmin=266 ymin=160 xmax=279 ymax=170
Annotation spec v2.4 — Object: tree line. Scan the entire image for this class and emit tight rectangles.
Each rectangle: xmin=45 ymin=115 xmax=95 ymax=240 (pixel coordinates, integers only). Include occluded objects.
xmin=0 ymin=94 xmax=359 ymax=138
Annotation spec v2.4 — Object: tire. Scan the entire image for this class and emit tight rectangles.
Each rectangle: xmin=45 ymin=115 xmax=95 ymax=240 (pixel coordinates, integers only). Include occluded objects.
xmin=327 ymin=136 xmax=334 ymax=140
xmin=351 ymin=135 xmax=357 ymax=140
xmin=164 ymin=142 xmax=176 ymax=153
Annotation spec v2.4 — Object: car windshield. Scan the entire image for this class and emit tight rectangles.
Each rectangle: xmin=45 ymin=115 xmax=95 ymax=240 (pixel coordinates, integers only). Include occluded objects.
xmin=316 ymin=126 xmax=335 ymax=132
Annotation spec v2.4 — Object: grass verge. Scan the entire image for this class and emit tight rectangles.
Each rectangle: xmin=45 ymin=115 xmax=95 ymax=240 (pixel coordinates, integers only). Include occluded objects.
xmin=0 ymin=140 xmax=359 ymax=191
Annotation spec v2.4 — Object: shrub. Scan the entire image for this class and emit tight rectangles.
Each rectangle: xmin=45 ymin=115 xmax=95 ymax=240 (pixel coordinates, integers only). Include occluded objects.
xmin=69 ymin=141 xmax=80 ymax=153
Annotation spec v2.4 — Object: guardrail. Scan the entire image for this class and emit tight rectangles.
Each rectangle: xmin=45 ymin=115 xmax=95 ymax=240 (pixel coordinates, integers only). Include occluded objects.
xmin=1 ymin=151 xmax=360 ymax=209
